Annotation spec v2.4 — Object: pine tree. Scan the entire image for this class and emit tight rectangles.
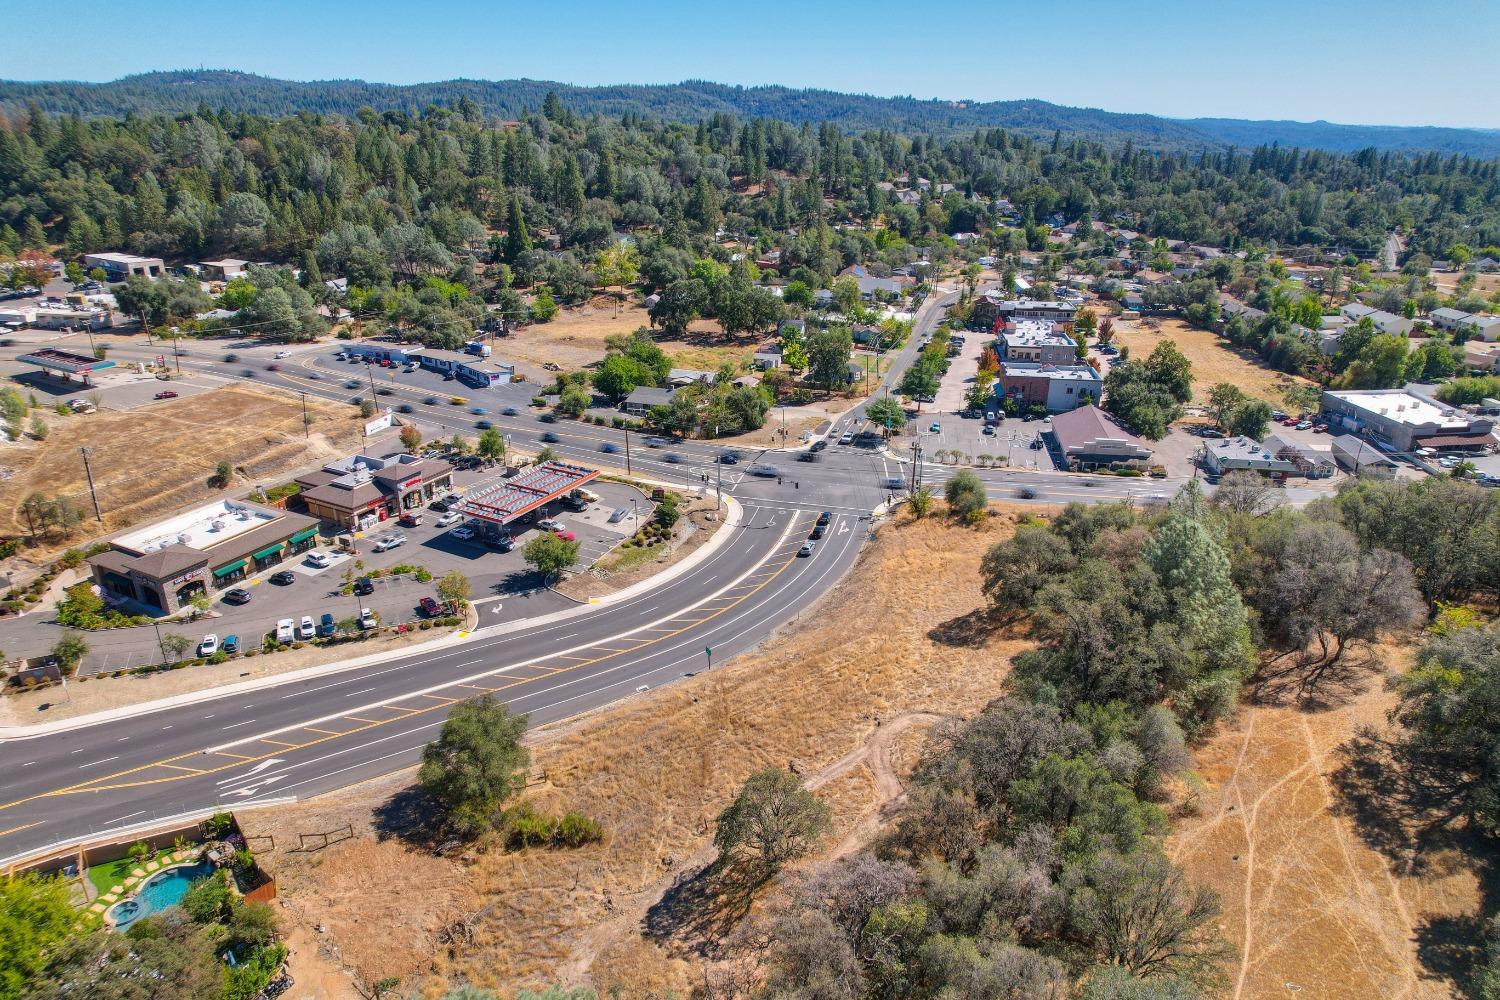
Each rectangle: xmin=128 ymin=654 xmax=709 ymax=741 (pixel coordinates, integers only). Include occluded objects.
xmin=502 ymin=196 xmax=531 ymax=266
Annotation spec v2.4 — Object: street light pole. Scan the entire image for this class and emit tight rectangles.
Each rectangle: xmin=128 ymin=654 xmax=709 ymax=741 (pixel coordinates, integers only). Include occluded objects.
xmin=624 ymin=427 xmax=632 ymax=476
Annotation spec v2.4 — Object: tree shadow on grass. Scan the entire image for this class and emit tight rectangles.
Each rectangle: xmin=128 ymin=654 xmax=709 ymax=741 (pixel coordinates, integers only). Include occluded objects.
xmin=642 ymin=856 xmax=765 ymax=959
xmin=1249 ymin=648 xmax=1382 ymax=711
xmin=926 ymin=606 xmax=1015 ymax=648
xmin=371 ymin=785 xmax=450 ymax=851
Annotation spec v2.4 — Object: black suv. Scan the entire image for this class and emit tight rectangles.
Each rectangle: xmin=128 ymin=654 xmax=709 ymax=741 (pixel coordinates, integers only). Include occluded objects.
xmin=354 ymin=576 xmax=375 ymax=596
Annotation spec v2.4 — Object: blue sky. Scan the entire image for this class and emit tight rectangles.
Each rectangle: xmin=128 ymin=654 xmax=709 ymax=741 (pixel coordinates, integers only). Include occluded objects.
xmin=4 ymin=0 xmax=1498 ymax=128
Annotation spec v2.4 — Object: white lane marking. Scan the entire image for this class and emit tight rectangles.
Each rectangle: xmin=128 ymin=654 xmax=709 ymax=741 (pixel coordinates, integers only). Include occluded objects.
xmin=161 ymin=725 xmax=173 ymax=730
xmin=117 ymin=736 xmax=129 ymax=741
xmin=70 ymin=748 xmax=84 ymax=754
xmin=344 ymin=687 xmax=376 ymax=698
xmin=79 ymin=756 xmax=119 ymax=768
xmin=215 ymin=758 xmax=287 ymax=787
xmin=220 ymin=720 xmax=256 ymax=730
xmin=105 ymin=810 xmax=145 ymax=825
xmin=557 ymin=633 xmax=578 ymax=640
xmin=208 ymin=513 xmax=800 ymax=753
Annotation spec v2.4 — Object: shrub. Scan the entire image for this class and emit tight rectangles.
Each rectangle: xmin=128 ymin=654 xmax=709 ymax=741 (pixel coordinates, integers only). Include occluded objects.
xmin=557 ymin=811 xmax=604 ymax=847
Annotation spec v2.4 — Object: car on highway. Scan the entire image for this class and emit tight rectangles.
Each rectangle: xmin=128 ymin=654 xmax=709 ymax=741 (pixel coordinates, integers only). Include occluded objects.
xmin=450 ymin=525 xmax=476 ymax=541
xmin=397 ymin=403 xmax=414 ymax=413
xmin=798 ymin=540 xmax=816 ymax=557
xmin=809 ymin=524 xmax=825 ymax=539
xmin=224 ymin=353 xmax=239 ymax=362
xmin=318 ymin=613 xmax=337 ymax=637
xmin=810 ymin=439 xmax=829 ymax=452
xmin=297 ymin=616 xmax=315 ymax=640
xmin=817 ymin=511 xmax=832 ymax=527
xmin=838 ymin=431 xmax=855 ymax=445
xmin=664 ymin=452 xmax=683 ymax=463
xmin=275 ymin=618 xmax=295 ymax=642
xmin=470 ymin=406 xmax=487 ymax=415
xmin=376 ymin=387 xmax=394 ymax=396
xmin=154 ymin=390 xmax=179 ymax=400
xmin=223 ymin=587 xmax=251 ymax=605
xmin=502 ymin=406 xmax=519 ymax=416
xmin=475 ymin=419 xmax=492 ymax=429
xmin=644 ymin=436 xmax=672 ymax=447
xmin=198 ymin=634 xmax=218 ymax=656
xmin=221 ymin=634 xmax=240 ymax=655
xmin=718 ymin=453 xmax=739 ymax=465
xmin=539 ymin=412 xmax=558 ymax=423
xmin=797 ymin=451 xmax=818 ymax=462
xmin=881 ymin=476 xmax=905 ymax=490
xmin=266 ymin=363 xmax=281 ymax=371
xmin=359 ymin=607 xmax=378 ymax=629
xmin=270 ymin=570 xmax=296 ymax=586
xmin=436 ymin=511 xmax=461 ymax=527
xmin=241 ymin=368 xmax=257 ymax=377
xmin=274 ymin=350 xmax=291 ymax=359
xmin=423 ymin=396 xmax=440 ymax=405
xmin=373 ymin=533 xmax=406 ymax=552
xmin=601 ymin=442 xmax=619 ymax=453
xmin=748 ymin=464 xmax=780 ymax=478
xmin=541 ymin=431 xmax=560 ymax=442
xmin=419 ymin=596 xmax=442 ymax=617
xmin=308 ymin=371 xmax=323 ymax=380
xmin=344 ymin=379 xmax=361 ymax=389
xmin=306 ymin=551 xmax=332 ymax=568
xmin=354 ymin=576 xmax=374 ymax=596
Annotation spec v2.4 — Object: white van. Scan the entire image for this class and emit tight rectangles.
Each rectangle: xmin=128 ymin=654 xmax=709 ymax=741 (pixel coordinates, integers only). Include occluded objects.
xmin=275 ymin=618 xmax=294 ymax=643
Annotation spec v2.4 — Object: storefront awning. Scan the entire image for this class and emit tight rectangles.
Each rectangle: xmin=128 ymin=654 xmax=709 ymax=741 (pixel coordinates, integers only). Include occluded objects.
xmin=251 ymin=543 xmax=284 ymax=560
xmin=289 ymin=527 xmax=318 ymax=544
xmin=212 ymin=559 xmax=247 ymax=578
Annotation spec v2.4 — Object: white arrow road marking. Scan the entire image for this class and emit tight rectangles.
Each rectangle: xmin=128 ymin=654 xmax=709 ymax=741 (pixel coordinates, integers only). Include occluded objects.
xmin=224 ymin=775 xmax=286 ymax=798
xmin=215 ymin=758 xmax=286 ymax=784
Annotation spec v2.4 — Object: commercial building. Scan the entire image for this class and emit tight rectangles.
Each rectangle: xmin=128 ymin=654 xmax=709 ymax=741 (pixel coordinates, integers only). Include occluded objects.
xmin=457 ymin=461 xmax=600 ymax=532
xmin=1261 ymin=432 xmax=1338 ymax=478
xmin=294 ymin=452 xmax=454 ymax=530
xmin=80 ymin=253 xmax=164 ymax=281
xmin=90 ymin=499 xmax=320 ymax=614
xmin=199 ymin=259 xmax=251 ymax=281
xmin=16 ymin=347 xmax=115 ymax=385
xmin=343 ymin=342 xmax=426 ymax=365
xmin=1320 ymin=388 xmax=1496 ymax=453
xmin=1330 ymin=435 xmax=1399 ymax=479
xmin=30 ymin=301 xmax=112 ymax=331
xmin=996 ymin=362 xmax=1102 ymax=413
xmin=414 ymin=349 xmax=515 ymax=387
xmin=974 ymin=294 xmax=1078 ymax=330
xmin=1000 ymin=320 xmax=1078 ymax=365
xmin=1047 ymin=404 xmax=1153 ymax=470
xmin=1200 ymin=436 xmax=1301 ymax=478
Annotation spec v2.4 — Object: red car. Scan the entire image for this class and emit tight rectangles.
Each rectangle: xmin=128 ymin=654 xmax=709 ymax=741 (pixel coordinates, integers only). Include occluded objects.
xmin=1281 ymin=416 xmax=1298 ymax=426
xmin=153 ymin=390 xmax=178 ymax=400
xmin=418 ymin=596 xmax=442 ymax=617
xmin=553 ymin=529 xmax=576 ymax=542
xmin=266 ymin=363 xmax=280 ymax=371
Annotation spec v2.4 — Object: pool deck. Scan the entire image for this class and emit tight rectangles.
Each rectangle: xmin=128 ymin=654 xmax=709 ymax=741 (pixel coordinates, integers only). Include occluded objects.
xmin=85 ymin=849 xmax=201 ymax=927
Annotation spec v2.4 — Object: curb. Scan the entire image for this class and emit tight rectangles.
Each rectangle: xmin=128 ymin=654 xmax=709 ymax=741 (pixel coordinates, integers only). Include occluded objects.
xmin=0 ymin=494 xmax=742 ymax=741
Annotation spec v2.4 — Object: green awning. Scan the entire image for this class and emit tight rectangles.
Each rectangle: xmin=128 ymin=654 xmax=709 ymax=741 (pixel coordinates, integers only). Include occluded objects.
xmin=212 ymin=560 xmax=246 ymax=578
xmin=251 ymin=544 xmax=284 ymax=561
xmin=289 ymin=527 xmax=318 ymax=544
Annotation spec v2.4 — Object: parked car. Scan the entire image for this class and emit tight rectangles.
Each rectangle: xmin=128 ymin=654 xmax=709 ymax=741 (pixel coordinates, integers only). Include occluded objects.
xmin=373 ymin=533 xmax=406 ymax=552
xmin=198 ymin=634 xmax=219 ymax=656
xmin=297 ymin=616 xmax=315 ymax=640
xmin=306 ymin=550 xmax=331 ymax=568
xmin=221 ymin=634 xmax=240 ymax=655
xmin=353 ymin=576 xmax=374 ymax=596
xmin=608 ymin=507 xmax=630 ymax=523
xmin=270 ymin=570 xmax=297 ymax=585
xmin=318 ymin=613 xmax=336 ymax=637
xmin=982 ymin=425 xmax=996 ymax=436
xmin=223 ymin=587 xmax=252 ymax=605
xmin=798 ymin=540 xmax=816 ymax=557
xmin=553 ymin=529 xmax=577 ymax=542
xmin=485 ymin=534 xmax=515 ymax=552
xmin=450 ymin=526 xmax=476 ymax=540
xmin=537 ymin=517 xmax=567 ymax=532
xmin=1295 ymin=420 xmax=1313 ymax=430
xmin=153 ymin=390 xmax=178 ymax=400
xmin=419 ymin=597 xmax=442 ymax=617
xmin=359 ymin=607 xmax=378 ymax=629
xmin=436 ymin=511 xmax=461 ymax=527
xmin=275 ymin=618 xmax=295 ymax=642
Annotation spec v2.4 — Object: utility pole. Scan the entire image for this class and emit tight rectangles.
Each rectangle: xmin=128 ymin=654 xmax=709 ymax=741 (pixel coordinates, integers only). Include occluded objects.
xmin=300 ymin=392 xmax=310 ymax=439
xmin=715 ymin=424 xmax=723 ymax=510
xmin=623 ymin=427 xmax=632 ymax=476
xmin=150 ymin=616 xmax=168 ymax=667
xmin=171 ymin=327 xmax=181 ymax=374
xmin=79 ymin=447 xmax=102 ymax=522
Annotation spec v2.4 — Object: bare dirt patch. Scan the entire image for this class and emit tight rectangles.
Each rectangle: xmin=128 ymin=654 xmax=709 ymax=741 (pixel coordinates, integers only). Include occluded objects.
xmin=1170 ymin=642 xmax=1484 ymax=1000
xmin=505 ymin=298 xmax=758 ymax=375
xmin=0 ymin=385 xmax=362 ymax=549
xmin=1112 ymin=317 xmax=1318 ymax=410
xmin=243 ymin=508 xmax=1036 ymax=996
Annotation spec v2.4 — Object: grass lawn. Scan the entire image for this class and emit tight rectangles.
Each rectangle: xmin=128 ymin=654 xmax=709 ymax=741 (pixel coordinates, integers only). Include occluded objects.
xmin=85 ymin=846 xmax=177 ymax=898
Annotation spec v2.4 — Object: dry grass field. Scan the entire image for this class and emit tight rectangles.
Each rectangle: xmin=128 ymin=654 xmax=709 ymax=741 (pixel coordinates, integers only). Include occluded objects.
xmin=244 ymin=507 xmax=1041 ymax=997
xmin=1111 ymin=317 xmax=1318 ymax=410
xmin=504 ymin=297 xmax=760 ymax=374
xmin=1171 ymin=641 xmax=1486 ymax=1000
xmin=0 ymin=385 xmax=363 ymax=549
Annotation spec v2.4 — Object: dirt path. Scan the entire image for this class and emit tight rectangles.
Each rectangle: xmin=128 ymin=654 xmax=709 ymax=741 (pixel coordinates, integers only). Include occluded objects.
xmin=557 ymin=711 xmax=947 ymax=983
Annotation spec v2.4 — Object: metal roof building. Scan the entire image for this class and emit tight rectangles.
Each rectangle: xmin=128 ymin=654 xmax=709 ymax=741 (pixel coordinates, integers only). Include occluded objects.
xmin=457 ymin=462 xmax=600 ymax=525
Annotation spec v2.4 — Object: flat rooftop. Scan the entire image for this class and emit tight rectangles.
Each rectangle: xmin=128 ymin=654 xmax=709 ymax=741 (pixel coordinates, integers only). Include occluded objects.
xmin=1326 ymin=390 xmax=1470 ymax=429
xmin=113 ymin=499 xmax=283 ymax=555
xmin=457 ymin=462 xmax=600 ymax=525
xmin=17 ymin=348 xmax=115 ymax=373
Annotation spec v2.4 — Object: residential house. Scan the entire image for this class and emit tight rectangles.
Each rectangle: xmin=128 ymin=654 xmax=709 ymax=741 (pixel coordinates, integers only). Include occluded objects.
xmin=622 ymin=386 xmax=675 ymax=418
xmin=1429 ymin=307 xmax=1473 ymax=331
xmin=1047 ymin=404 xmax=1153 ymax=470
xmin=1465 ymin=341 xmax=1500 ymax=372
xmin=753 ymin=343 xmax=785 ymax=370
xmin=667 ymin=368 xmax=716 ymax=388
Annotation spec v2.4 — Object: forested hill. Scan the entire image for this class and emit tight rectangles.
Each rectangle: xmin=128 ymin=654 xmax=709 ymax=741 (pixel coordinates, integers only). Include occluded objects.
xmin=3 ymin=70 xmax=1498 ymax=156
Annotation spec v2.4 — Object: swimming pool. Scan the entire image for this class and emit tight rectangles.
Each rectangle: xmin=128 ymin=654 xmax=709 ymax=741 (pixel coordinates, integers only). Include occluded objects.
xmin=105 ymin=859 xmax=215 ymax=930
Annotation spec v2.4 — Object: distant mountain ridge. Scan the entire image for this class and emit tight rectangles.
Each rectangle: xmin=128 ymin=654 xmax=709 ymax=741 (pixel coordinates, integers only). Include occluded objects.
xmin=2 ymin=70 xmax=1497 ymax=157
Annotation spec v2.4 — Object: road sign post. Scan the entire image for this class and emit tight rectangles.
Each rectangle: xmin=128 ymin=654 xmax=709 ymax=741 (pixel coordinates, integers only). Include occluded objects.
xmin=705 ymin=645 xmax=713 ymax=669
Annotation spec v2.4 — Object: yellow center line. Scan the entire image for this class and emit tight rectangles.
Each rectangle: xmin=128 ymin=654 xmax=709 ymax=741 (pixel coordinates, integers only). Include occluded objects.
xmin=1 ymin=534 xmax=809 ymax=808
xmin=416 ymin=694 xmax=458 ymax=703
xmin=157 ymin=764 xmax=207 ymax=774
xmin=0 ymin=821 xmax=44 ymax=839
xmin=257 ymin=739 xmax=301 ymax=748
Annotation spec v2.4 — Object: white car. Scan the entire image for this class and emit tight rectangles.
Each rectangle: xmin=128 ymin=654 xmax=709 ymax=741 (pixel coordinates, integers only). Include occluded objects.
xmin=305 ymin=551 xmax=332 ymax=568
xmin=536 ymin=517 xmax=567 ymax=532
xmin=275 ymin=618 xmax=294 ymax=643
xmin=450 ymin=526 xmax=476 ymax=541
xmin=359 ymin=607 xmax=378 ymax=629
xmin=373 ymin=533 xmax=406 ymax=552
xmin=274 ymin=350 xmax=291 ymax=359
xmin=435 ymin=511 xmax=462 ymax=527
xmin=297 ymin=615 xmax=315 ymax=640
xmin=198 ymin=634 xmax=219 ymax=656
